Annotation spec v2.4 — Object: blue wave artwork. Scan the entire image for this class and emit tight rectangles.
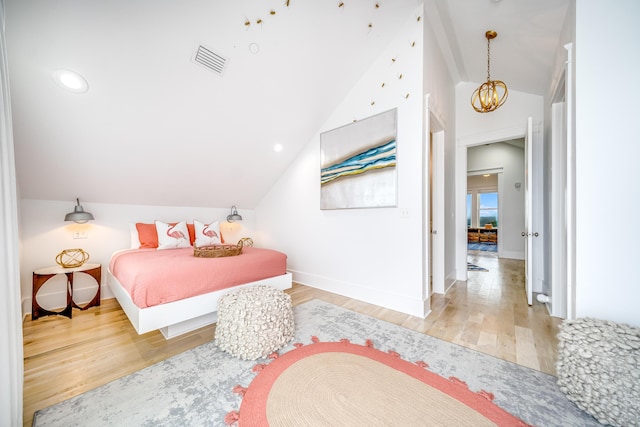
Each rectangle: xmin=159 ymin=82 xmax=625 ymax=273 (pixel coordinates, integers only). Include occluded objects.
xmin=321 ymin=139 xmax=396 ymax=185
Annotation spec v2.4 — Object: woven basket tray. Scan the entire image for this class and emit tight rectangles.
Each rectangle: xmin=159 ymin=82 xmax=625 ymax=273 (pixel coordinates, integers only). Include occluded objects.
xmin=194 ymin=240 xmax=243 ymax=258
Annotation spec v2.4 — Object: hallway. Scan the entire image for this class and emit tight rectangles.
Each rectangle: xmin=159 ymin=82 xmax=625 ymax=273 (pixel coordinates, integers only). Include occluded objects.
xmin=428 ymin=249 xmax=561 ymax=374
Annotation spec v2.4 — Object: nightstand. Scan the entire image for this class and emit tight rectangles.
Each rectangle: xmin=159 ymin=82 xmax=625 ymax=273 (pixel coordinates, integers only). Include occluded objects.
xmin=32 ymin=263 xmax=101 ymax=320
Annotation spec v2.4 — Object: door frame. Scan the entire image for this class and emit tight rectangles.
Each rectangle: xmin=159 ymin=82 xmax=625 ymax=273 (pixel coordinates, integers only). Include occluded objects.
xmin=424 ymin=94 xmax=446 ymax=296
xmin=525 ymin=117 xmax=534 ymax=305
xmin=455 ymin=123 xmax=543 ymax=288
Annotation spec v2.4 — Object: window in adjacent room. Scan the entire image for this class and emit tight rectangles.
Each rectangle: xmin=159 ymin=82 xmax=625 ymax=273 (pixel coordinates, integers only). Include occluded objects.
xmin=478 ymin=191 xmax=498 ymax=227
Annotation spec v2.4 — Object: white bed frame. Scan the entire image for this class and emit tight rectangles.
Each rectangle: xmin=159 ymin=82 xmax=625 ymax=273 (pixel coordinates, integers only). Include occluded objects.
xmin=107 ymin=269 xmax=292 ymax=339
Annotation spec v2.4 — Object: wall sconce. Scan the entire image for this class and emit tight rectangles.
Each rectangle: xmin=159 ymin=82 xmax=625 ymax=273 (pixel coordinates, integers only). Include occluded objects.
xmin=226 ymin=205 xmax=243 ymax=223
xmin=64 ymin=198 xmax=95 ymax=223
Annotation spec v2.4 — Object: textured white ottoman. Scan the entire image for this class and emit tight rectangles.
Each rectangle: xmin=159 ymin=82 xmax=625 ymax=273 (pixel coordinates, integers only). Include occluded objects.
xmin=215 ymin=285 xmax=295 ymax=360
xmin=557 ymin=317 xmax=640 ymax=427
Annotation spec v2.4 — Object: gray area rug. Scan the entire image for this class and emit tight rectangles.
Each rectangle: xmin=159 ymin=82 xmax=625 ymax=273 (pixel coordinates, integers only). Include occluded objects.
xmin=33 ymin=299 xmax=600 ymax=426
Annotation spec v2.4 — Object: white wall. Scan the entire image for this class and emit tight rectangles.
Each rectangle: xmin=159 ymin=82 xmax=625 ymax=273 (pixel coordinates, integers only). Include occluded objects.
xmin=467 ymin=142 xmax=525 ymax=259
xmin=573 ymin=1 xmax=640 ymax=326
xmin=256 ymin=5 xmax=453 ymax=318
xmin=1 ymin=1 xmax=24 ymax=423
xmin=423 ymin=0 xmax=457 ymax=291
xmin=19 ymin=199 xmax=254 ymax=316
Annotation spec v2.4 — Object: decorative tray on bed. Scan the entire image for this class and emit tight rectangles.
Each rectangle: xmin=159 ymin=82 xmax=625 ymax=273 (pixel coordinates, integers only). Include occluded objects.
xmin=194 ymin=240 xmax=244 ymax=258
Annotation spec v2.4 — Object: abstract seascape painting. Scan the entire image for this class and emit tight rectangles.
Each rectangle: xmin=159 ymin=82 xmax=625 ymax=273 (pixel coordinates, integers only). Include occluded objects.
xmin=320 ymin=108 xmax=397 ymax=209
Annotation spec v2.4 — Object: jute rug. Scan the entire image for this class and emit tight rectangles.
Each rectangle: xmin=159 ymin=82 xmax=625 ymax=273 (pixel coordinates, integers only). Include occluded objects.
xmin=33 ymin=299 xmax=600 ymax=427
xmin=230 ymin=340 xmax=529 ymax=426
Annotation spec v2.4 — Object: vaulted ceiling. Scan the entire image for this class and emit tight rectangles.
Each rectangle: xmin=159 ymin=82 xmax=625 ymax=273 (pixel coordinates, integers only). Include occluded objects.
xmin=4 ymin=0 xmax=569 ymax=209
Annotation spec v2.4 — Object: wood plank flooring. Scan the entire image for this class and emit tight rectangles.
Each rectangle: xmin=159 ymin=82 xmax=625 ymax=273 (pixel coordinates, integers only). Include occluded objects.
xmin=22 ymin=250 xmax=561 ymax=426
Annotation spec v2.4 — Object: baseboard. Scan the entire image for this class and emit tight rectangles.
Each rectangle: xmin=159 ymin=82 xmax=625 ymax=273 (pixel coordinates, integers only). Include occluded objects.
xmin=445 ymin=273 xmax=456 ymax=293
xmin=290 ymin=269 xmax=428 ymax=318
xmin=500 ymin=250 xmax=525 ymax=260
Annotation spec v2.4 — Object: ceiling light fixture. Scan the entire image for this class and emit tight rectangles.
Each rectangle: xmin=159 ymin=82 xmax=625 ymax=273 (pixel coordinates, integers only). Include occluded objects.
xmin=53 ymin=69 xmax=89 ymax=93
xmin=471 ymin=30 xmax=508 ymax=113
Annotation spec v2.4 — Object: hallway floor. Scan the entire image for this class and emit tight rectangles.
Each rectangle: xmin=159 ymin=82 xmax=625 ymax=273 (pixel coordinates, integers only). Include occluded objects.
xmin=290 ymin=252 xmax=561 ymax=375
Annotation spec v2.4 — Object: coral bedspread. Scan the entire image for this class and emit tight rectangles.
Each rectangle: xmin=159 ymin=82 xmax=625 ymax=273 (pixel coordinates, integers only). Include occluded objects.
xmin=109 ymin=247 xmax=287 ymax=308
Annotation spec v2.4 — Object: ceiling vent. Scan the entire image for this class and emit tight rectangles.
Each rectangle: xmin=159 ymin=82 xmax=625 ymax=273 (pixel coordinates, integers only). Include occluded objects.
xmin=192 ymin=45 xmax=228 ymax=76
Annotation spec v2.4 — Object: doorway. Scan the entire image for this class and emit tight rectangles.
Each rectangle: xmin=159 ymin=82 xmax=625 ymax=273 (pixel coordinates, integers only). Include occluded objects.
xmin=427 ymin=112 xmax=445 ymax=296
xmin=456 ymin=121 xmax=542 ymax=303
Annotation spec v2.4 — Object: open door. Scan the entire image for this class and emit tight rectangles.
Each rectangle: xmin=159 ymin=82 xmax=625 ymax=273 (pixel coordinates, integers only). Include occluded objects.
xmin=430 ymin=127 xmax=445 ymax=295
xmin=424 ymin=95 xmax=446 ymax=304
xmin=523 ymin=117 xmax=533 ymax=305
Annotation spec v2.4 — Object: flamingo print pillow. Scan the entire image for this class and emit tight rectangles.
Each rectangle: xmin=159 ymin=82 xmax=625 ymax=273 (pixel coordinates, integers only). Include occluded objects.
xmin=194 ymin=220 xmax=221 ymax=247
xmin=155 ymin=220 xmax=192 ymax=250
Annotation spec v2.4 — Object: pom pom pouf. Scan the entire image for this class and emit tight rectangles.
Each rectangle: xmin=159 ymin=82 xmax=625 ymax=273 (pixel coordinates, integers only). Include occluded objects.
xmin=556 ymin=317 xmax=640 ymax=427
xmin=215 ymin=285 xmax=294 ymax=360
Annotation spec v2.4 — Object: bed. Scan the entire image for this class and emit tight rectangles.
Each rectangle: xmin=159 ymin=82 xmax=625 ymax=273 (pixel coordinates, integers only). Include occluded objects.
xmin=107 ymin=245 xmax=292 ymax=339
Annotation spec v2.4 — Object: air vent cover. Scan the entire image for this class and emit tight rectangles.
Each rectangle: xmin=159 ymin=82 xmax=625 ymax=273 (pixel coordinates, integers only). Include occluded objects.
xmin=192 ymin=45 xmax=228 ymax=76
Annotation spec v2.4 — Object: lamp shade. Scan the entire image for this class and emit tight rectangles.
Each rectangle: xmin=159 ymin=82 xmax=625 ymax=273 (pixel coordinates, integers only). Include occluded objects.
xmin=64 ymin=198 xmax=94 ymax=223
xmin=226 ymin=205 xmax=242 ymax=222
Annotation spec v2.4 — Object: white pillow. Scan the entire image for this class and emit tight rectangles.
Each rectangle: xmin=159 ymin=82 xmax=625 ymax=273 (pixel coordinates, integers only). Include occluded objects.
xmin=194 ymin=220 xmax=222 ymax=247
xmin=128 ymin=223 xmax=140 ymax=249
xmin=155 ymin=220 xmax=191 ymax=250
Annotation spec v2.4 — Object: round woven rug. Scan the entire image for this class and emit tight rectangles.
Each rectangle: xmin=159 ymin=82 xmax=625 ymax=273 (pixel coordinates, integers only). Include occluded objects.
xmin=231 ymin=340 xmax=529 ymax=426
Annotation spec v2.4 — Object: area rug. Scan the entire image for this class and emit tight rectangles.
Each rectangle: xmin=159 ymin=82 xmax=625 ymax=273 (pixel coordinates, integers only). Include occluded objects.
xmin=468 ymin=262 xmax=489 ymax=272
xmin=229 ymin=339 xmax=529 ymax=426
xmin=32 ymin=299 xmax=600 ymax=427
xmin=468 ymin=243 xmax=498 ymax=252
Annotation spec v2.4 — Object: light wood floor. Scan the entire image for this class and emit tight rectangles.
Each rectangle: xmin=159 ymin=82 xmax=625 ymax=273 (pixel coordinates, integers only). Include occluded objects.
xmin=22 ymin=251 xmax=561 ymax=426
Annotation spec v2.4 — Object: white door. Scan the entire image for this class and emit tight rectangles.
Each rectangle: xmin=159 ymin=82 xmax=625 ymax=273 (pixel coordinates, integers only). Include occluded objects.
xmin=430 ymin=129 xmax=445 ymax=294
xmin=523 ymin=117 xmax=533 ymax=305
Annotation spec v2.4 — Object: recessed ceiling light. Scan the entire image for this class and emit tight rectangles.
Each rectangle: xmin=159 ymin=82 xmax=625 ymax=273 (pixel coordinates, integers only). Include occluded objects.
xmin=53 ymin=69 xmax=89 ymax=93
xmin=274 ymin=144 xmax=283 ymax=152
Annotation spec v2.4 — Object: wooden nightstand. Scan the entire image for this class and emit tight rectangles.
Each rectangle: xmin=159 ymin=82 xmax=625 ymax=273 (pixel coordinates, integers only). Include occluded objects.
xmin=32 ymin=263 xmax=101 ymax=320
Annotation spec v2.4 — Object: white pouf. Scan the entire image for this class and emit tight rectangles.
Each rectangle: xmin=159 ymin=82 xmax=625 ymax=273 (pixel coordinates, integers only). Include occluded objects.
xmin=557 ymin=317 xmax=640 ymax=427
xmin=215 ymin=285 xmax=295 ymax=360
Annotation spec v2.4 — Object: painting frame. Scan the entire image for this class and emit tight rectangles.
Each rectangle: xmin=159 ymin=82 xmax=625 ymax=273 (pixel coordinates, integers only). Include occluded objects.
xmin=320 ymin=108 xmax=398 ymax=210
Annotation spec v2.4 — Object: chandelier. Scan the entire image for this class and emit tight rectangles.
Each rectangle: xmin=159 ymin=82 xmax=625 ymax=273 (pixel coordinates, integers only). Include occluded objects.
xmin=471 ymin=30 xmax=508 ymax=113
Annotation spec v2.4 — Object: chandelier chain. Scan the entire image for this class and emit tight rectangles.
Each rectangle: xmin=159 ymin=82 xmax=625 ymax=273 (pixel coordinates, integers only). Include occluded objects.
xmin=486 ymin=36 xmax=491 ymax=81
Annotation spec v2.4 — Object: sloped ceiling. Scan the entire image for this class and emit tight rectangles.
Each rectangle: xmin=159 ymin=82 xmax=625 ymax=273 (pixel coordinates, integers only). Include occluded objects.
xmin=5 ymin=0 xmax=569 ymax=209
xmin=434 ymin=0 xmax=570 ymax=96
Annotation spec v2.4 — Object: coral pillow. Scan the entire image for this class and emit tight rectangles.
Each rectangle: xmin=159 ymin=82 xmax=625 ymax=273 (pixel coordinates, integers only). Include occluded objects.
xmin=194 ymin=220 xmax=222 ymax=247
xmin=186 ymin=223 xmax=196 ymax=245
xmin=155 ymin=221 xmax=191 ymax=250
xmin=136 ymin=223 xmax=159 ymax=248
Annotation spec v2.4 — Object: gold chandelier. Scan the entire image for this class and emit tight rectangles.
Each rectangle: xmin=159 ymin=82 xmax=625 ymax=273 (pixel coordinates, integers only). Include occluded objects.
xmin=471 ymin=30 xmax=508 ymax=113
